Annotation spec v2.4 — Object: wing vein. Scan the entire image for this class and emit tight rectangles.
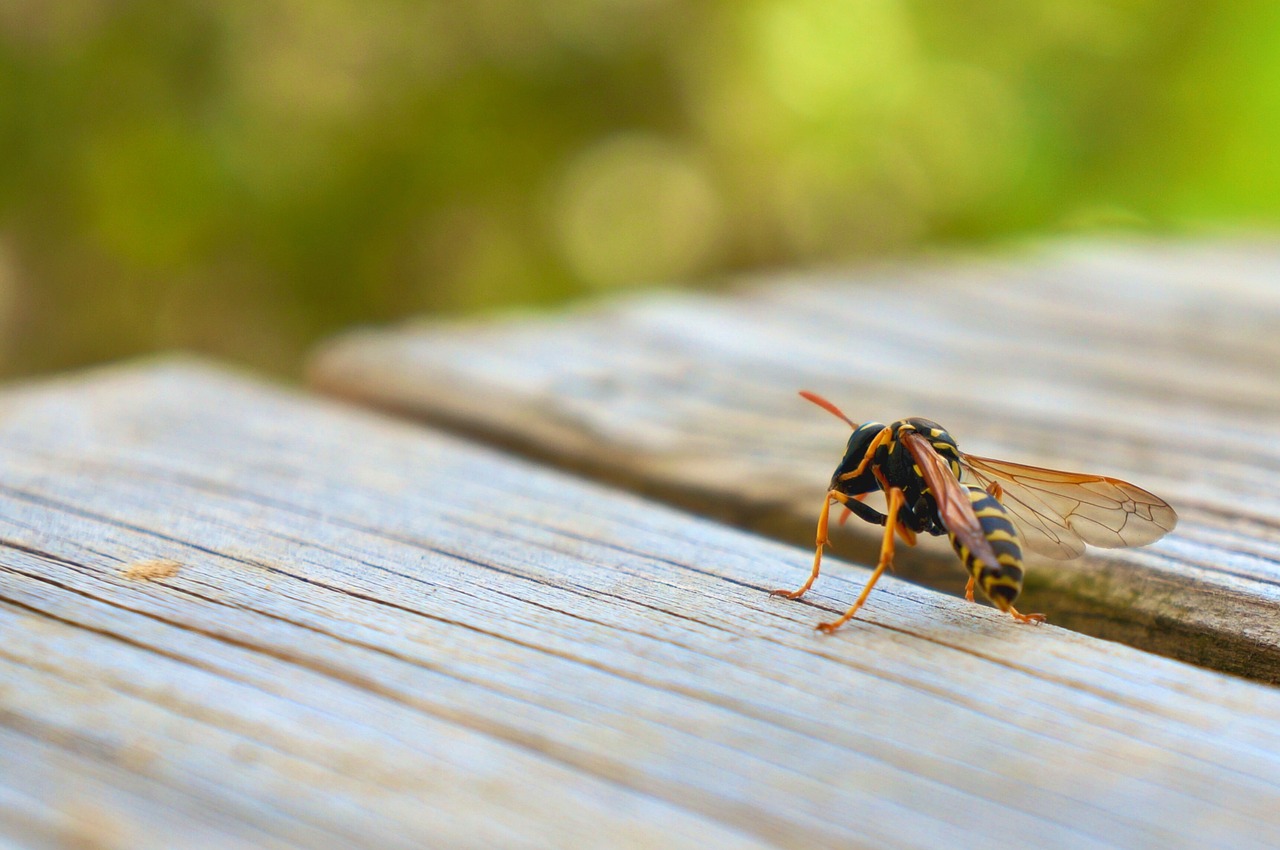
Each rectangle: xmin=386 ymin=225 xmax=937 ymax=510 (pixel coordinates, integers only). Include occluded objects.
xmin=960 ymin=454 xmax=1177 ymax=559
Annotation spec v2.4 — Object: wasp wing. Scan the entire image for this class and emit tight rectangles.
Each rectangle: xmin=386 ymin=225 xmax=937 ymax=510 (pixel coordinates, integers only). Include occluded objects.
xmin=901 ymin=432 xmax=1003 ymax=570
xmin=960 ymin=454 xmax=1177 ymax=560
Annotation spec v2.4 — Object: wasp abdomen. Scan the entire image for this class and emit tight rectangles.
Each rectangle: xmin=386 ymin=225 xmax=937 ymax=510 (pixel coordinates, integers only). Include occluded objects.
xmin=949 ymin=485 xmax=1026 ymax=609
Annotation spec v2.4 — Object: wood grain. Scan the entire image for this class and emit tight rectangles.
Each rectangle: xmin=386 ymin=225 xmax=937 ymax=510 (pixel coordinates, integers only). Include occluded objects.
xmin=309 ymin=239 xmax=1280 ymax=681
xmin=3 ymin=359 xmax=1280 ymax=847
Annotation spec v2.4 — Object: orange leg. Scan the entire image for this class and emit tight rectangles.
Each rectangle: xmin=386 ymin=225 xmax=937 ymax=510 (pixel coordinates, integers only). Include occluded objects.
xmin=990 ymin=594 xmax=1046 ymax=624
xmin=873 ymin=466 xmax=913 ymax=560
xmin=837 ymin=493 xmax=869 ymax=526
xmin=837 ymin=428 xmax=891 ymax=482
xmin=970 ymin=581 xmax=1044 ymax=623
xmin=771 ymin=489 xmax=849 ymax=600
xmin=816 ymin=486 xmax=906 ymax=633
xmin=1007 ymin=606 xmax=1046 ymax=625
xmin=986 ymin=481 xmax=1004 ymax=502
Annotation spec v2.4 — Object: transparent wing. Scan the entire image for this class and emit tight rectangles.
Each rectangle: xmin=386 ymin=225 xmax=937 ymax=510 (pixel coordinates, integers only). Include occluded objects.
xmin=900 ymin=432 xmax=1003 ymax=569
xmin=960 ymin=454 xmax=1178 ymax=560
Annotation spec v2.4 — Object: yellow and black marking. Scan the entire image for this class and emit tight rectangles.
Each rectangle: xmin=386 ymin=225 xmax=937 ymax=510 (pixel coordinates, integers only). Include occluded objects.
xmin=777 ymin=392 xmax=1052 ymax=630
xmin=775 ymin=408 xmax=992 ymax=631
xmin=821 ymin=417 xmax=961 ymax=538
xmin=779 ymin=390 xmax=1173 ymax=631
xmin=949 ymin=485 xmax=1025 ymax=610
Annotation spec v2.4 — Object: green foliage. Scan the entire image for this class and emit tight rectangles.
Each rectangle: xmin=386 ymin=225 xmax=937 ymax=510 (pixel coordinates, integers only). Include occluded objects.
xmin=0 ymin=1 xmax=1275 ymax=376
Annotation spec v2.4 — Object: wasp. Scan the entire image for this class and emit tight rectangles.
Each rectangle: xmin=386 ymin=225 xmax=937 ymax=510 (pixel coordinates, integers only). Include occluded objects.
xmin=773 ymin=391 xmax=1178 ymax=632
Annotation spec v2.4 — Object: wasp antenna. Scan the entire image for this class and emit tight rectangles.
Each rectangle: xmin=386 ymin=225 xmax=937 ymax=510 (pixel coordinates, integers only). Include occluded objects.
xmin=798 ymin=390 xmax=857 ymax=429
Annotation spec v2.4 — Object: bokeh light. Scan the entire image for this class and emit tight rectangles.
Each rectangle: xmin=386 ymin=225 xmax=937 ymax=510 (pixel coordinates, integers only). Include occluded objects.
xmin=552 ymin=133 xmax=724 ymax=289
xmin=0 ymin=1 xmax=1276 ymax=377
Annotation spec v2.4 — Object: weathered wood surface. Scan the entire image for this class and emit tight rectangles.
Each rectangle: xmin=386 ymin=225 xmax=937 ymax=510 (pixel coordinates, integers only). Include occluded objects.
xmin=4 ymin=360 xmax=1280 ymax=848
xmin=310 ymin=239 xmax=1280 ymax=681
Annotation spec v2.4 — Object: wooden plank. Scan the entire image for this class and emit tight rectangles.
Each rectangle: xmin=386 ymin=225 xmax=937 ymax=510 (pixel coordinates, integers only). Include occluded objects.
xmin=2 ymin=360 xmax=1280 ymax=848
xmin=309 ymin=239 xmax=1280 ymax=681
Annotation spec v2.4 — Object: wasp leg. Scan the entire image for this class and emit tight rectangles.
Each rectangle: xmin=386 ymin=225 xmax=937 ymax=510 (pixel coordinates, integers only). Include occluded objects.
xmin=816 ymin=486 xmax=906 ymax=633
xmin=836 ymin=493 xmax=869 ymax=527
xmin=964 ymin=575 xmax=976 ymax=603
xmin=1007 ymin=606 xmax=1046 ymax=625
xmin=837 ymin=427 xmax=891 ymax=482
xmin=771 ymin=490 xmax=849 ymax=600
xmin=986 ymin=481 xmax=1004 ymax=502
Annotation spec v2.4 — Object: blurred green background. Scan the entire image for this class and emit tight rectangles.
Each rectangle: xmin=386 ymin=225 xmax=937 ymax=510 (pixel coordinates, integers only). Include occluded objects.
xmin=1 ymin=1 xmax=1277 ymax=379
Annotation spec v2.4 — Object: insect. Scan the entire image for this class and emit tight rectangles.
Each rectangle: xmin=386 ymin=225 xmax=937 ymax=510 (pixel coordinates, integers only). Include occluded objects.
xmin=773 ymin=391 xmax=1178 ymax=632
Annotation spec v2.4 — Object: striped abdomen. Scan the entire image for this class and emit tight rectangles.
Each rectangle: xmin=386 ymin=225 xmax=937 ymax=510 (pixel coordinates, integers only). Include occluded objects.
xmin=949 ymin=485 xmax=1025 ymax=610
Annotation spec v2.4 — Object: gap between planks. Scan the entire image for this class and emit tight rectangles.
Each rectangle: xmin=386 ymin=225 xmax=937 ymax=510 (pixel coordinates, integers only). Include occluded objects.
xmin=1 ymin=360 xmax=1280 ymax=848
xmin=308 ymin=239 xmax=1280 ymax=682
